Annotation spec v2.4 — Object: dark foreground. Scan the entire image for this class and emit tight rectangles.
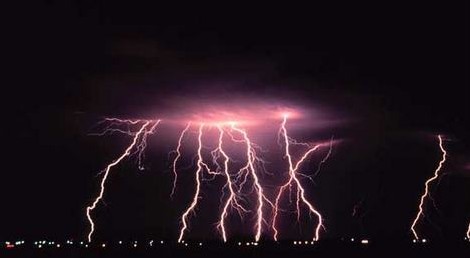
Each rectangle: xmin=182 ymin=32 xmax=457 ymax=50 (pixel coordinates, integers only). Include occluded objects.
xmin=2 ymin=241 xmax=469 ymax=258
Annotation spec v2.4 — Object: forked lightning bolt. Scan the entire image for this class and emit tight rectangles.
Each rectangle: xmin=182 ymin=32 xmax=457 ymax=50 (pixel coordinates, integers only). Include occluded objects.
xmin=272 ymin=114 xmax=323 ymax=241
xmin=229 ymin=124 xmax=269 ymax=242
xmin=86 ymin=119 xmax=160 ymax=242
xmin=216 ymin=126 xmax=249 ymax=242
xmin=411 ymin=135 xmax=447 ymax=240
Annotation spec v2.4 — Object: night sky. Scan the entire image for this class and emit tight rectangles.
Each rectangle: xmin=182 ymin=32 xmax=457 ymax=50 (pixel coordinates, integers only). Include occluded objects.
xmin=3 ymin=1 xmax=469 ymax=242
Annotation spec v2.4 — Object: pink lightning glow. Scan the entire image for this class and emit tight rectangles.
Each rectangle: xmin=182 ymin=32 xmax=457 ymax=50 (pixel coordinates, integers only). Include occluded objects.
xmin=272 ymin=114 xmax=323 ymax=241
xmin=86 ymin=119 xmax=160 ymax=242
xmin=410 ymin=135 xmax=447 ymax=240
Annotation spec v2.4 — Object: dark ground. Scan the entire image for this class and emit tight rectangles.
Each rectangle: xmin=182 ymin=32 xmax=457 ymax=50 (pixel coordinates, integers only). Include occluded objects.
xmin=2 ymin=241 xmax=470 ymax=258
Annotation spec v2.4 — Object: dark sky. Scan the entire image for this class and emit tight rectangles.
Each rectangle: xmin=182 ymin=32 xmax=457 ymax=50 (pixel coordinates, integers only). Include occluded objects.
xmin=3 ymin=1 xmax=469 ymax=242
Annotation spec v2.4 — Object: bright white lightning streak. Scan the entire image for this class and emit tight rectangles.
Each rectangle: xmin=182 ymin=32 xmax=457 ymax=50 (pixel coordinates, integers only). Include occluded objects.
xmin=86 ymin=119 xmax=160 ymax=242
xmin=272 ymin=115 xmax=323 ymax=241
xmin=178 ymin=124 xmax=205 ymax=243
xmin=216 ymin=126 xmax=248 ymax=242
xmin=467 ymin=222 xmax=470 ymax=240
xmin=411 ymin=135 xmax=447 ymax=240
xmin=230 ymin=124 xmax=266 ymax=242
xmin=170 ymin=122 xmax=192 ymax=198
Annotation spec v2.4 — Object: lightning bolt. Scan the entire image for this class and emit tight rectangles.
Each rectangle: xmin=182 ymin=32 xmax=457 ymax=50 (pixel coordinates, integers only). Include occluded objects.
xmin=411 ymin=134 xmax=447 ymax=240
xmin=467 ymin=222 xmax=470 ymax=240
xmin=230 ymin=124 xmax=270 ymax=242
xmin=178 ymin=124 xmax=205 ymax=243
xmin=311 ymin=136 xmax=334 ymax=180
xmin=216 ymin=126 xmax=248 ymax=242
xmin=170 ymin=122 xmax=192 ymax=198
xmin=272 ymin=114 xmax=323 ymax=241
xmin=86 ymin=119 xmax=160 ymax=242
